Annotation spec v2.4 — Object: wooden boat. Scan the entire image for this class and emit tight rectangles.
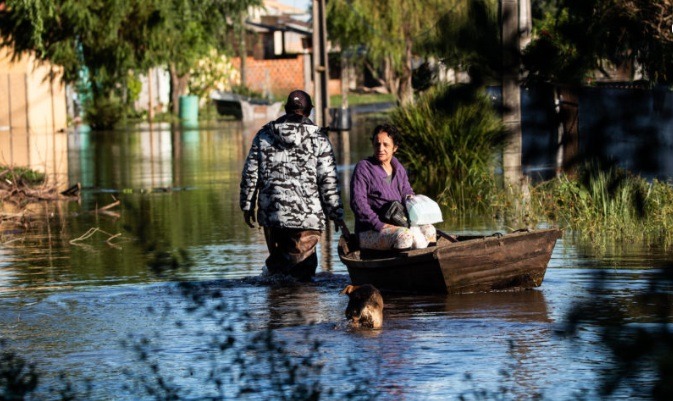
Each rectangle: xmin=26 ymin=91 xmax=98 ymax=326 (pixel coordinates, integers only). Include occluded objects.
xmin=338 ymin=228 xmax=562 ymax=294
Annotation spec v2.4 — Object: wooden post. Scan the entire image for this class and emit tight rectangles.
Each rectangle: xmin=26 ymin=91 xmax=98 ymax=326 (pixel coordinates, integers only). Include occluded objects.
xmin=341 ymin=53 xmax=349 ymax=110
xmin=312 ymin=0 xmax=329 ymax=127
xmin=148 ymin=68 xmax=155 ymax=122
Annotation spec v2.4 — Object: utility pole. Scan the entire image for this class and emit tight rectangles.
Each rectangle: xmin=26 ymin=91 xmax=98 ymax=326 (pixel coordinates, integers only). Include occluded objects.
xmin=312 ymin=0 xmax=329 ymax=127
xmin=501 ymin=0 xmax=529 ymax=190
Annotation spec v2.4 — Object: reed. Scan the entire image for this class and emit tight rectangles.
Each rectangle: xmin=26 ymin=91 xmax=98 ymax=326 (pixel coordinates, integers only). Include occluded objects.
xmin=529 ymin=163 xmax=673 ymax=246
xmin=391 ymin=84 xmax=506 ymax=213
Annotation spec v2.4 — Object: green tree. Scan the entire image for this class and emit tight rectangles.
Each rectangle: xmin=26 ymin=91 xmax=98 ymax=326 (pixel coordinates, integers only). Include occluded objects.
xmin=326 ymin=0 xmax=458 ymax=105
xmin=391 ymin=84 xmax=507 ymax=212
xmin=151 ymin=0 xmax=258 ymax=116
xmin=520 ymin=0 xmax=673 ymax=171
xmin=523 ymin=0 xmax=673 ymax=86
xmin=0 ymin=0 xmax=259 ymax=128
xmin=419 ymin=0 xmax=502 ymax=87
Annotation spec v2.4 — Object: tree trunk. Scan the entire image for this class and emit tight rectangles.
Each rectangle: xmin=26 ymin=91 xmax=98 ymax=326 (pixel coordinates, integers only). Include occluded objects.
xmin=363 ymin=60 xmax=387 ymax=90
xmin=383 ymin=57 xmax=400 ymax=101
xmin=169 ymin=62 xmax=189 ymax=116
xmin=397 ymin=36 xmax=414 ymax=106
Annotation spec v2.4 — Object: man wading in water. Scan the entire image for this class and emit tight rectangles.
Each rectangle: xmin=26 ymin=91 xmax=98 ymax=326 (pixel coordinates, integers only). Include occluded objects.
xmin=239 ymin=90 xmax=348 ymax=281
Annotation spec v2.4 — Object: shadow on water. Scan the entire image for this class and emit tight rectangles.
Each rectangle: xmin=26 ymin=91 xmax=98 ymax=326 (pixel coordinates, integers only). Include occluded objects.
xmin=385 ymin=289 xmax=551 ymax=324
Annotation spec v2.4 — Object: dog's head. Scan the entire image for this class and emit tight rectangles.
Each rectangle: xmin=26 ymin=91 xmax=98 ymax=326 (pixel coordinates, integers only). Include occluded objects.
xmin=340 ymin=284 xmax=384 ymax=329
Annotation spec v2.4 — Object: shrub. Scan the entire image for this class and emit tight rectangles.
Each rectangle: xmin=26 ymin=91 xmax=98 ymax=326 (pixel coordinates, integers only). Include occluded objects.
xmin=0 ymin=166 xmax=45 ymax=186
xmin=530 ymin=163 xmax=673 ymax=246
xmin=84 ymin=96 xmax=125 ymax=130
xmin=391 ymin=84 xmax=507 ymax=213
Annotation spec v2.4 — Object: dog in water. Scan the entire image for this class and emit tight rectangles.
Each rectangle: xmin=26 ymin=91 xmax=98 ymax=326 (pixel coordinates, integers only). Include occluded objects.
xmin=340 ymin=284 xmax=384 ymax=329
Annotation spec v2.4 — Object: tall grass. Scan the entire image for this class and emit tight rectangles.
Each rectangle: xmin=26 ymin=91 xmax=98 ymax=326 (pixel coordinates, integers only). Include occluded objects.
xmin=530 ymin=163 xmax=673 ymax=246
xmin=391 ymin=84 xmax=506 ymax=213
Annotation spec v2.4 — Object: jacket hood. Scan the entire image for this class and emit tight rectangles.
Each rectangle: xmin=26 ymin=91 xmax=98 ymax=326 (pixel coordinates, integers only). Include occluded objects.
xmin=271 ymin=121 xmax=321 ymax=147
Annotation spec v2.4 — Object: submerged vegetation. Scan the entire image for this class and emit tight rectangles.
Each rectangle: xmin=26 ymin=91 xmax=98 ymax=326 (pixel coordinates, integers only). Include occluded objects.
xmin=0 ymin=166 xmax=78 ymax=206
xmin=0 ymin=166 xmax=45 ymax=187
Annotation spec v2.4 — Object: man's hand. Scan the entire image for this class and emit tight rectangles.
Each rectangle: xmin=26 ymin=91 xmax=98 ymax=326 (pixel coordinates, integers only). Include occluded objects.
xmin=244 ymin=210 xmax=256 ymax=228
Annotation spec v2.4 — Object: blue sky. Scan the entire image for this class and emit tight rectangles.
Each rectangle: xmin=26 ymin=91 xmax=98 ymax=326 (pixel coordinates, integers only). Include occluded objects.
xmin=277 ymin=0 xmax=311 ymax=11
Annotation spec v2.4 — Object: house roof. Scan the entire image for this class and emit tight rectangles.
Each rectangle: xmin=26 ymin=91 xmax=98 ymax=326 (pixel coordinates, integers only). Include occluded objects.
xmin=246 ymin=0 xmax=311 ymax=36
xmin=261 ymin=0 xmax=307 ymax=15
xmin=247 ymin=16 xmax=311 ymax=36
xmin=249 ymin=0 xmax=308 ymax=22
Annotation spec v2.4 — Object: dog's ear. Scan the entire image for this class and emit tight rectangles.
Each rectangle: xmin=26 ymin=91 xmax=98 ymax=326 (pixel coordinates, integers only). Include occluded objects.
xmin=340 ymin=285 xmax=355 ymax=295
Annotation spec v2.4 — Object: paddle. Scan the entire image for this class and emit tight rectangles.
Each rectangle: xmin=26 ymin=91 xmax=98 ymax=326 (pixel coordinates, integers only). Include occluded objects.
xmin=336 ymin=220 xmax=358 ymax=254
xmin=437 ymin=229 xmax=459 ymax=243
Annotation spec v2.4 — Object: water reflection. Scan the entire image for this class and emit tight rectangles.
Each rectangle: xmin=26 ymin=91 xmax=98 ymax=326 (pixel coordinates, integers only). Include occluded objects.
xmin=1 ymin=117 xmax=669 ymax=400
xmin=2 ymin=119 xmax=380 ymax=295
xmin=0 ymin=128 xmax=69 ymax=190
xmin=385 ymin=290 xmax=551 ymax=323
xmin=68 ymin=123 xmax=246 ymax=195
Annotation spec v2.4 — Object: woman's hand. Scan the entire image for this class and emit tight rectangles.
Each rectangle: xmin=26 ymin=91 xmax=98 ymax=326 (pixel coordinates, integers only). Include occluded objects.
xmin=335 ymin=219 xmax=351 ymax=237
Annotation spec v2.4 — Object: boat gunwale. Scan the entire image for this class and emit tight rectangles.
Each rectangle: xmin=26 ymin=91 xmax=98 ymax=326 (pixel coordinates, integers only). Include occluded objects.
xmin=338 ymin=228 xmax=562 ymax=266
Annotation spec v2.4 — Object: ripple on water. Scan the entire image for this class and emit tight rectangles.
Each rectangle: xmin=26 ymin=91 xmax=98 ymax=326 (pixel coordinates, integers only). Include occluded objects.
xmin=0 ymin=269 xmax=661 ymax=400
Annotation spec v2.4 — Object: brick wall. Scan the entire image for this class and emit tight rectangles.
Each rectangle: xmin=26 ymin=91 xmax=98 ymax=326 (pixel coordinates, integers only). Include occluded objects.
xmin=234 ymin=55 xmax=308 ymax=99
xmin=233 ymin=54 xmax=342 ymax=100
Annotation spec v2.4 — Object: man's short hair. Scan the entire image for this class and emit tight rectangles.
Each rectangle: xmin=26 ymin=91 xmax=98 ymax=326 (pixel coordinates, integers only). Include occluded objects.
xmin=285 ymin=90 xmax=313 ymax=116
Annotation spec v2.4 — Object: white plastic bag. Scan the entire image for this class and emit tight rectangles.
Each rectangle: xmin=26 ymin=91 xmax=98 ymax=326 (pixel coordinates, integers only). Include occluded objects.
xmin=406 ymin=195 xmax=443 ymax=226
xmin=410 ymin=226 xmax=429 ymax=249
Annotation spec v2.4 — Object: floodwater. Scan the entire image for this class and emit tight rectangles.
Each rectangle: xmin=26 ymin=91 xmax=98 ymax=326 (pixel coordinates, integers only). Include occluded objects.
xmin=0 ymin=117 xmax=670 ymax=400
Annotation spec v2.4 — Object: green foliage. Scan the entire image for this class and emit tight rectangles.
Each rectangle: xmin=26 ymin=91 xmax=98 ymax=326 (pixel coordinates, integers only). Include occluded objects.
xmin=126 ymin=72 xmax=143 ymax=108
xmin=326 ymin=0 xmax=458 ymax=103
xmin=523 ymin=6 xmax=602 ymax=85
xmin=330 ymin=93 xmax=396 ymax=108
xmin=188 ymin=48 xmax=240 ymax=101
xmin=530 ymin=164 xmax=673 ymax=246
xmin=523 ymin=0 xmax=673 ymax=86
xmin=231 ymin=85 xmax=267 ymax=101
xmin=83 ymin=96 xmax=125 ymax=131
xmin=0 ymin=0 xmax=261 ymax=129
xmin=0 ymin=344 xmax=38 ymax=400
xmin=0 ymin=166 xmax=45 ymax=186
xmin=419 ymin=0 xmax=502 ymax=86
xmin=391 ymin=84 xmax=506 ymax=213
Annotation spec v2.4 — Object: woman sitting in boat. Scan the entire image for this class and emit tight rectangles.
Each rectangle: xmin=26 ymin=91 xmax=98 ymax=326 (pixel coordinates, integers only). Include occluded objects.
xmin=350 ymin=123 xmax=436 ymax=250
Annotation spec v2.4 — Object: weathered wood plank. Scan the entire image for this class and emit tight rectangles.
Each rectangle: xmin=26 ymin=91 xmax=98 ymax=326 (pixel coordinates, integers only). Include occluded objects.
xmin=339 ymin=228 xmax=561 ymax=294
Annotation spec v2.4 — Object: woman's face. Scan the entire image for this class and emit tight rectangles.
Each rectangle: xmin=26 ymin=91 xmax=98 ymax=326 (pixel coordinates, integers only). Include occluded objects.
xmin=372 ymin=131 xmax=398 ymax=165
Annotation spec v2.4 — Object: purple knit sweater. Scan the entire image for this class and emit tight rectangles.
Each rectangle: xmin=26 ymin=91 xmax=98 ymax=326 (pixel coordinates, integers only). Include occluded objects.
xmin=350 ymin=156 xmax=414 ymax=233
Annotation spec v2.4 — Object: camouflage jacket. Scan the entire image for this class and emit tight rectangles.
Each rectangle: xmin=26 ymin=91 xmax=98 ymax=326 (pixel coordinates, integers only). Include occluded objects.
xmin=239 ymin=118 xmax=344 ymax=231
